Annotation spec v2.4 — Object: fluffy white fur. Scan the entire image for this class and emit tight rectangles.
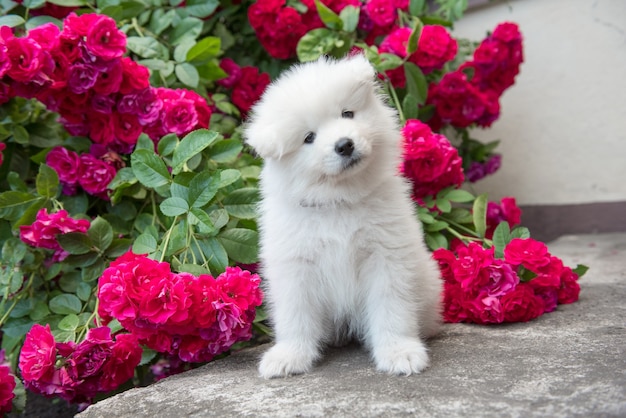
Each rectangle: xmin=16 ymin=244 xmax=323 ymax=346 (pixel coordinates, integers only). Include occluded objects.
xmin=244 ymin=55 xmax=442 ymax=379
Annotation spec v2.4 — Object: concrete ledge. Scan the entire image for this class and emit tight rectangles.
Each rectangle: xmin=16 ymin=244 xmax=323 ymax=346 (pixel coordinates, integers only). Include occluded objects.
xmin=80 ymin=234 xmax=626 ymax=418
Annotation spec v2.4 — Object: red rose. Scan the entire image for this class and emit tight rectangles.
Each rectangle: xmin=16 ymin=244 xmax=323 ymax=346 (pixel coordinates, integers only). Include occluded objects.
xmin=232 ymin=66 xmax=270 ymax=115
xmin=119 ymin=57 xmax=150 ymax=94
xmin=46 ymin=146 xmax=81 ymax=190
xmin=504 ymin=238 xmax=551 ymax=270
xmin=99 ymin=333 xmax=142 ymax=392
xmin=557 ymin=267 xmax=580 ymax=304
xmin=502 ymin=283 xmax=545 ymax=322
xmin=413 ymin=25 xmax=457 ymax=74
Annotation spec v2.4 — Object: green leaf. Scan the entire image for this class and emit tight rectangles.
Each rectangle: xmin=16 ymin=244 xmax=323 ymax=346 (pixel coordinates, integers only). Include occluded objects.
xmin=88 ymin=217 xmax=113 ymax=252
xmin=82 ymin=259 xmax=106 ymax=282
xmin=208 ymin=139 xmax=243 ymax=163
xmin=402 ymin=94 xmax=419 ymax=120
xmin=2 ymin=238 xmax=27 ymax=264
xmin=186 ymin=36 xmax=221 ymax=63
xmin=218 ymin=169 xmax=241 ymax=188
xmin=315 ymin=0 xmax=343 ymax=30
xmin=46 ymin=0 xmax=87 ymax=5
xmin=189 ymin=207 xmax=215 ymax=233
xmin=425 ymin=232 xmax=448 ymax=251
xmin=339 ymin=5 xmax=360 ymax=32
xmin=209 ymin=208 xmax=229 ymax=230
xmin=160 ymin=197 xmax=189 ymax=217
xmin=223 ymin=188 xmax=259 ymax=220
xmin=49 ymin=294 xmax=82 ymax=315
xmin=175 ymin=63 xmax=199 ymax=88
xmin=424 ymin=220 xmax=449 ymax=232
xmin=198 ymin=237 xmax=229 ymax=274
xmin=58 ymin=314 xmax=80 ymax=331
xmin=407 ymin=21 xmax=423 ymax=55
xmin=76 ymin=282 xmax=92 ymax=302
xmin=106 ymin=238 xmax=132 ymax=258
xmin=108 ymin=167 xmax=137 ymax=191
xmin=26 ymin=15 xmax=63 ymax=30
xmin=409 ymin=0 xmax=426 ymax=16
xmin=0 ymin=191 xmax=40 ymax=221
xmin=376 ymin=53 xmax=404 ymax=72
xmin=573 ymin=264 xmax=589 ymax=278
xmin=13 ymin=125 xmax=29 ymax=144
xmin=188 ymin=171 xmax=219 ymax=208
xmin=139 ymin=347 xmax=156 ymax=366
xmin=510 ymin=226 xmax=531 ymax=239
xmin=445 ymin=189 xmax=475 ymax=203
xmin=435 ymin=198 xmax=451 ymax=213
xmin=218 ymin=228 xmax=258 ymax=264
xmin=57 ymin=232 xmax=93 ymax=255
xmin=492 ymin=221 xmax=511 ymax=259
xmin=0 ymin=15 xmax=25 ymax=28
xmin=178 ymin=263 xmax=210 ymax=276
xmin=172 ymin=129 xmax=221 ymax=175
xmin=131 ymin=149 xmax=171 ymax=189
xmin=472 ymin=193 xmax=488 ymax=238
xmin=126 ymin=36 xmax=165 ymax=59
xmin=158 ymin=134 xmax=179 ymax=157
xmin=404 ymin=62 xmax=428 ymax=105
xmin=170 ymin=17 xmax=203 ymax=46
xmin=297 ymin=28 xmax=335 ymax=62
xmin=133 ymin=233 xmax=158 ymax=254
xmin=59 ymin=271 xmax=81 ymax=293
xmin=185 ymin=0 xmax=220 ymax=18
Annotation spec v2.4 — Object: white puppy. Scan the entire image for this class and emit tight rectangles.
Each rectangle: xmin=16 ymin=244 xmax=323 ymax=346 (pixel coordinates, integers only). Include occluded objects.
xmin=244 ymin=55 xmax=442 ymax=379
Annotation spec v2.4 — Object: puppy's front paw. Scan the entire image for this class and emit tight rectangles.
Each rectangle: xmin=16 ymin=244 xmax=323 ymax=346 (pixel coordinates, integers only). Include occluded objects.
xmin=373 ymin=339 xmax=429 ymax=376
xmin=259 ymin=343 xmax=317 ymax=379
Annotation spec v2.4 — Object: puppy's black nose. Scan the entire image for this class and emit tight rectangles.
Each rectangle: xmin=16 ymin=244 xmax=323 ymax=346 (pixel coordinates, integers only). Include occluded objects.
xmin=335 ymin=137 xmax=354 ymax=157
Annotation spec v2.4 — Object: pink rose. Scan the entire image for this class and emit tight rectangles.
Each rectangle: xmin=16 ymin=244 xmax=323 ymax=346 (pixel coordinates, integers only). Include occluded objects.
xmin=365 ymin=0 xmax=398 ymax=28
xmin=162 ymin=94 xmax=198 ymax=136
xmin=77 ymin=154 xmax=116 ymax=199
xmin=504 ymin=238 xmax=551 ymax=270
xmin=93 ymin=60 xmax=123 ymax=95
xmin=46 ymin=146 xmax=81 ymax=194
xmin=401 ymin=119 xmax=464 ymax=199
xmin=0 ymin=142 xmax=6 ymax=166
xmin=485 ymin=197 xmax=522 ymax=238
xmin=85 ymin=15 xmax=126 ymax=60
xmin=4 ymin=30 xmax=47 ymax=83
xmin=216 ymin=267 xmax=263 ymax=311
xmin=413 ymin=25 xmax=457 ymax=74
xmin=19 ymin=208 xmax=90 ymax=254
xmin=18 ymin=324 xmax=56 ymax=383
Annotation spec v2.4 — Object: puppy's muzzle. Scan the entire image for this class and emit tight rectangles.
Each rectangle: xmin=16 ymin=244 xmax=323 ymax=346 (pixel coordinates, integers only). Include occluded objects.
xmin=335 ymin=137 xmax=355 ymax=157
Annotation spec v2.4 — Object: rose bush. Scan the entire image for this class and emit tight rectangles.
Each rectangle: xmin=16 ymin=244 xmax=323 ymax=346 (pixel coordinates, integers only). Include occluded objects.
xmin=0 ymin=0 xmax=586 ymax=413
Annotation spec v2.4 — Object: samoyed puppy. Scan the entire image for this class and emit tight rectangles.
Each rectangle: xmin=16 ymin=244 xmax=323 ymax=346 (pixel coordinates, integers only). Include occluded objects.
xmin=244 ymin=55 xmax=442 ymax=379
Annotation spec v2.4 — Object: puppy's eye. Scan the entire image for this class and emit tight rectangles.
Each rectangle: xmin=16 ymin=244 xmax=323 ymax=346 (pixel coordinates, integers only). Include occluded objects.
xmin=304 ymin=132 xmax=316 ymax=144
xmin=341 ymin=110 xmax=354 ymax=119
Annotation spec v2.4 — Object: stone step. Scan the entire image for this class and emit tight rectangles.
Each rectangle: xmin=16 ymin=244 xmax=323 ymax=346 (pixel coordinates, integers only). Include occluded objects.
xmin=79 ymin=233 xmax=626 ymax=418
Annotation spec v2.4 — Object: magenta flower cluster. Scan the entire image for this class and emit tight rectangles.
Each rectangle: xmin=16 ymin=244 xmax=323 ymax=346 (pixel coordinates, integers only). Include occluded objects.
xmin=427 ymin=22 xmax=524 ymax=129
xmin=97 ymin=251 xmax=263 ymax=363
xmin=0 ymin=13 xmax=211 ymax=153
xmin=400 ymin=119 xmax=464 ymax=199
xmin=434 ymin=238 xmax=581 ymax=325
xmin=19 ymin=208 xmax=90 ymax=261
xmin=18 ymin=324 xmax=142 ymax=405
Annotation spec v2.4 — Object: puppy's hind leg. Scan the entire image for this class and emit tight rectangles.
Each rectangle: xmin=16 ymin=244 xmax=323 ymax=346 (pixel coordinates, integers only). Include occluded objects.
xmin=259 ymin=262 xmax=326 ymax=379
xmin=361 ymin=254 xmax=430 ymax=375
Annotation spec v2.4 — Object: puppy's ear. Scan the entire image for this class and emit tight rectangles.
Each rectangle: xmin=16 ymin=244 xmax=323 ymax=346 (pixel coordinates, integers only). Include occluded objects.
xmin=244 ymin=122 xmax=284 ymax=160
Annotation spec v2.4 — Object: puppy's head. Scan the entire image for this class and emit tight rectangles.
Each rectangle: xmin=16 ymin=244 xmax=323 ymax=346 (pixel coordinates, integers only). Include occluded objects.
xmin=244 ymin=55 xmax=401 ymax=204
